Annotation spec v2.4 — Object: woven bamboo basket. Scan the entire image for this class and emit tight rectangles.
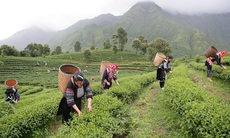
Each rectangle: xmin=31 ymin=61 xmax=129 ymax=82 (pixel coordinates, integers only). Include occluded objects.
xmin=5 ymin=78 xmax=18 ymax=89
xmin=58 ymin=64 xmax=81 ymax=93
xmin=204 ymin=46 xmax=218 ymax=58
xmin=153 ymin=52 xmax=166 ymax=66
xmin=100 ymin=61 xmax=112 ymax=80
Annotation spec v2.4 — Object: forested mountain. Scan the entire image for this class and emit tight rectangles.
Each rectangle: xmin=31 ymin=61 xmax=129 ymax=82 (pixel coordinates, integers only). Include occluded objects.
xmin=0 ymin=1 xmax=229 ymax=57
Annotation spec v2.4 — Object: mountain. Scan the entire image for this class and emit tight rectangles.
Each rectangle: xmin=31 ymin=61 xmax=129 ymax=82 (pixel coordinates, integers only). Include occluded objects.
xmin=45 ymin=13 xmax=121 ymax=52
xmin=0 ymin=1 xmax=229 ymax=57
xmin=0 ymin=27 xmax=55 ymax=50
xmin=48 ymin=1 xmax=229 ymax=57
xmin=171 ymin=13 xmax=230 ymax=45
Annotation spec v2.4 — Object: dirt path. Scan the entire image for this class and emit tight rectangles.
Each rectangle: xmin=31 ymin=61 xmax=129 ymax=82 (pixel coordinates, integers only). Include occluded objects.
xmin=127 ymin=82 xmax=174 ymax=138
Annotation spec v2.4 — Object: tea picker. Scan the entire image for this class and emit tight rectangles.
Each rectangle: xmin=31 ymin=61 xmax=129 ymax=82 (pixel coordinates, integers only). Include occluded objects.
xmin=204 ymin=46 xmax=227 ymax=82
xmin=154 ymin=52 xmax=174 ymax=89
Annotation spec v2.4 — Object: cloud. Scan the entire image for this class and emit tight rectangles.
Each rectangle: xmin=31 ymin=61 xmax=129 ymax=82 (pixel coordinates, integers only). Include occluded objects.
xmin=0 ymin=0 xmax=142 ymax=40
xmin=153 ymin=0 xmax=230 ymax=15
xmin=0 ymin=0 xmax=230 ymax=40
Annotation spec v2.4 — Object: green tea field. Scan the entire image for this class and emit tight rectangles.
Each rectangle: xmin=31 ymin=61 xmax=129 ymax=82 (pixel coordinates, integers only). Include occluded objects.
xmin=0 ymin=50 xmax=229 ymax=138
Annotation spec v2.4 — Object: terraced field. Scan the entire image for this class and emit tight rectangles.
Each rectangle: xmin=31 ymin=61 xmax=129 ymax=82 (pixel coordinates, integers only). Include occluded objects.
xmin=0 ymin=52 xmax=229 ymax=138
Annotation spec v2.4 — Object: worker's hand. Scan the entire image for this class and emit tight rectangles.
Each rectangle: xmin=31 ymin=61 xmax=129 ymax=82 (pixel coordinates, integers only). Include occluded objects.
xmin=106 ymin=82 xmax=110 ymax=86
xmin=222 ymin=66 xmax=227 ymax=69
xmin=77 ymin=111 xmax=82 ymax=117
xmin=115 ymin=80 xmax=119 ymax=85
xmin=88 ymin=105 xmax=92 ymax=112
xmin=169 ymin=71 xmax=173 ymax=74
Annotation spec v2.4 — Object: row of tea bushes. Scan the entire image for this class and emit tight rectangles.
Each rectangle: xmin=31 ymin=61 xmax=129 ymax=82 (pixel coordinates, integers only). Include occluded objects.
xmin=19 ymin=87 xmax=43 ymax=96
xmin=159 ymin=65 xmax=230 ymax=137
xmin=0 ymin=71 xmax=155 ymax=138
xmin=106 ymin=72 xmax=155 ymax=103
xmin=189 ymin=61 xmax=230 ymax=80
xmin=0 ymin=56 xmax=61 ymax=88
xmin=15 ymin=88 xmax=59 ymax=108
xmin=0 ymin=101 xmax=15 ymax=118
xmin=56 ymin=94 xmax=129 ymax=138
xmin=55 ymin=72 xmax=155 ymax=137
xmin=0 ymin=56 xmax=151 ymax=89
xmin=0 ymin=89 xmax=62 ymax=138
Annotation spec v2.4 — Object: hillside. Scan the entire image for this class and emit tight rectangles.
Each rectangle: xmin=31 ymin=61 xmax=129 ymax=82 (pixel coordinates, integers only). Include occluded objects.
xmin=173 ymin=13 xmax=230 ymax=45
xmin=0 ymin=50 xmax=152 ymax=86
xmin=46 ymin=1 xmax=229 ymax=57
xmin=0 ymin=51 xmax=229 ymax=137
xmin=0 ymin=27 xmax=55 ymax=50
xmin=0 ymin=1 xmax=230 ymax=58
xmin=46 ymin=2 xmax=228 ymax=57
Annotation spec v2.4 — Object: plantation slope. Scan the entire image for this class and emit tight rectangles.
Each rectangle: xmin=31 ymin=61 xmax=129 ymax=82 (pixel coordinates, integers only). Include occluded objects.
xmin=127 ymin=82 xmax=183 ymax=138
xmin=0 ymin=52 xmax=153 ymax=89
xmin=159 ymin=65 xmax=230 ymax=137
xmin=0 ymin=87 xmax=62 ymax=138
xmin=188 ymin=66 xmax=230 ymax=103
xmin=128 ymin=64 xmax=230 ymax=137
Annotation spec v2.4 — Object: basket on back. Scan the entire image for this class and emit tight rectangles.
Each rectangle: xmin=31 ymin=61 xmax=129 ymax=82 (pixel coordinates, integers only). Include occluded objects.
xmin=100 ymin=61 xmax=112 ymax=80
xmin=153 ymin=52 xmax=166 ymax=66
xmin=58 ymin=64 xmax=81 ymax=93
xmin=204 ymin=46 xmax=218 ymax=58
xmin=5 ymin=78 xmax=18 ymax=89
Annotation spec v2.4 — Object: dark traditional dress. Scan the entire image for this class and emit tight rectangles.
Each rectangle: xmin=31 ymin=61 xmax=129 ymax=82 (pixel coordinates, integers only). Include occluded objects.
xmin=205 ymin=54 xmax=223 ymax=77
xmin=101 ymin=68 xmax=117 ymax=89
xmin=5 ymin=87 xmax=20 ymax=103
xmin=57 ymin=79 xmax=92 ymax=123
xmin=156 ymin=58 xmax=172 ymax=88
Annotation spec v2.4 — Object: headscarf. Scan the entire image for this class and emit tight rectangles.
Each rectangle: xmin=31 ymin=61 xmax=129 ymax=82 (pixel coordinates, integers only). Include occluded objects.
xmin=73 ymin=71 xmax=84 ymax=82
xmin=110 ymin=63 xmax=118 ymax=70
xmin=220 ymin=50 xmax=227 ymax=56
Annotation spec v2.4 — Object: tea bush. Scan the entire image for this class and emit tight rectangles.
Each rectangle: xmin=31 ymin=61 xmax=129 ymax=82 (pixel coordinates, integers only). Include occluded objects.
xmin=158 ymin=65 xmax=230 ymax=137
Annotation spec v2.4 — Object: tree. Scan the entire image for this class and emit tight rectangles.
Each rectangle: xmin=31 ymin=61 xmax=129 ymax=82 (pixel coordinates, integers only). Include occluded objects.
xmin=112 ymin=45 xmax=118 ymax=54
xmin=1 ymin=49 xmax=4 ymax=57
xmin=83 ymin=49 xmax=92 ymax=62
xmin=146 ymin=47 xmax=155 ymax=61
xmin=117 ymin=26 xmax=128 ymax=51
xmin=43 ymin=44 xmax=50 ymax=56
xmin=24 ymin=43 xmax=44 ymax=57
xmin=147 ymin=37 xmax=172 ymax=61
xmin=74 ymin=41 xmax=81 ymax=52
xmin=138 ymin=36 xmax=148 ymax=55
xmin=55 ymin=46 xmax=62 ymax=55
xmin=0 ymin=60 xmax=3 ymax=66
xmin=103 ymin=39 xmax=112 ymax=49
xmin=0 ymin=45 xmax=19 ymax=56
xmin=131 ymin=38 xmax=141 ymax=54
xmin=20 ymin=50 xmax=30 ymax=57
xmin=24 ymin=43 xmax=35 ymax=56
xmin=90 ymin=44 xmax=96 ymax=50
xmin=112 ymin=34 xmax=118 ymax=49
xmin=36 ymin=44 xmax=43 ymax=56
xmin=32 ymin=49 xmax=40 ymax=57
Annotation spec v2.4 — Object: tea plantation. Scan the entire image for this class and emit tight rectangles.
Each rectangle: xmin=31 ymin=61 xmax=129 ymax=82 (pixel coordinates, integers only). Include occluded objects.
xmin=0 ymin=50 xmax=229 ymax=138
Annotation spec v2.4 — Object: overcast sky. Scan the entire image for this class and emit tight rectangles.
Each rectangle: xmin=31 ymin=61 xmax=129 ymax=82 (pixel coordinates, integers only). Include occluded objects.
xmin=0 ymin=0 xmax=230 ymax=40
